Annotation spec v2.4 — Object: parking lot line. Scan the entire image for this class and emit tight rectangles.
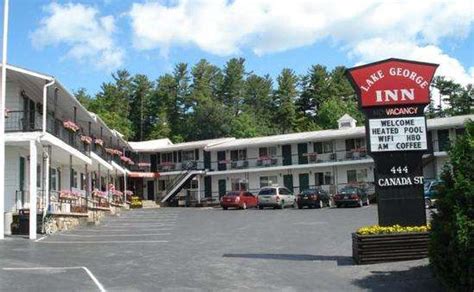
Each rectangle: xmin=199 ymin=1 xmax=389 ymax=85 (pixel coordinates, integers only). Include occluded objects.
xmin=38 ymin=240 xmax=169 ymax=244
xmin=2 ymin=266 xmax=106 ymax=292
xmin=34 ymin=235 xmax=47 ymax=242
xmin=71 ymin=228 xmax=174 ymax=232
xmin=57 ymin=233 xmax=171 ymax=237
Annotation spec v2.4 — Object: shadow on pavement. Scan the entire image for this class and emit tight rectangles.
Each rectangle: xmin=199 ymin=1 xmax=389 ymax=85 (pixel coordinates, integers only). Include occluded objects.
xmin=352 ymin=265 xmax=444 ymax=292
xmin=222 ymin=253 xmax=353 ymax=266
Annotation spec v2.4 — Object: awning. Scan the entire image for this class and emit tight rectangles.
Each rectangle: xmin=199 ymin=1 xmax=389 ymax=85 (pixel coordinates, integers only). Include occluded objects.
xmin=128 ymin=172 xmax=160 ymax=178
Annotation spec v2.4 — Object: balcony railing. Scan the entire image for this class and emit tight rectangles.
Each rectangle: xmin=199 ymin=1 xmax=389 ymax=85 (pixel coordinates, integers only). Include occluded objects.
xmin=211 ymin=149 xmax=370 ymax=171
xmin=5 ymin=110 xmax=89 ymax=155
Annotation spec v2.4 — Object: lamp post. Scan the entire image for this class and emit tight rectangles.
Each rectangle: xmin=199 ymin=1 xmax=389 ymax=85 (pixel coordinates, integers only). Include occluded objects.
xmin=0 ymin=0 xmax=10 ymax=240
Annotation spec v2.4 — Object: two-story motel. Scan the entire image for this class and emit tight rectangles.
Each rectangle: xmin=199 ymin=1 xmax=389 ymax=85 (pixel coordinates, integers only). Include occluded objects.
xmin=1 ymin=64 xmax=472 ymax=239
xmin=128 ymin=114 xmax=472 ymax=206
xmin=3 ymin=65 xmax=133 ymax=239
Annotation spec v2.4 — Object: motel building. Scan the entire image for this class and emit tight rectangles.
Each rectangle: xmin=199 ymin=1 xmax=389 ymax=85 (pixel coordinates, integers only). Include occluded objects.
xmin=127 ymin=114 xmax=472 ymax=207
xmin=1 ymin=64 xmax=472 ymax=239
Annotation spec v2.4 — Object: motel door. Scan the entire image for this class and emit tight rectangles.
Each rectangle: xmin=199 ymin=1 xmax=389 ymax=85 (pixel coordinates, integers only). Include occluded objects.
xmin=299 ymin=173 xmax=309 ymax=192
xmin=147 ymin=181 xmax=155 ymax=201
xmin=218 ymin=179 xmax=226 ymax=198
xmin=282 ymin=145 xmax=292 ymax=166
xmin=283 ymin=174 xmax=294 ymax=193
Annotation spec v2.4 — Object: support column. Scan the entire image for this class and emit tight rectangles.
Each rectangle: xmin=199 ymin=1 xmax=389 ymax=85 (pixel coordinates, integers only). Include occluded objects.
xmin=106 ymin=170 xmax=110 ymax=202
xmin=43 ymin=150 xmax=50 ymax=221
xmin=29 ymin=140 xmax=37 ymax=240
xmin=197 ymin=175 xmax=201 ymax=204
xmin=85 ymin=164 xmax=90 ymax=212
xmin=69 ymin=155 xmax=72 ymax=191
xmin=123 ymin=172 xmax=127 ymax=204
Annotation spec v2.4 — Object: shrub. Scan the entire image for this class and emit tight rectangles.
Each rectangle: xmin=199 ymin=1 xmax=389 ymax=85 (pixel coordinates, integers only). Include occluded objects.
xmin=429 ymin=120 xmax=473 ymax=291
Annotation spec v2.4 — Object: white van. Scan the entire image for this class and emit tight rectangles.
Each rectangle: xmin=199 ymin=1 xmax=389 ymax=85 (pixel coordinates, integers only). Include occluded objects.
xmin=257 ymin=186 xmax=296 ymax=209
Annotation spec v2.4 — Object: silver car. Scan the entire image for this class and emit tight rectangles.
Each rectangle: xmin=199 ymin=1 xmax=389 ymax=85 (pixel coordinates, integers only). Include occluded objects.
xmin=258 ymin=186 xmax=296 ymax=209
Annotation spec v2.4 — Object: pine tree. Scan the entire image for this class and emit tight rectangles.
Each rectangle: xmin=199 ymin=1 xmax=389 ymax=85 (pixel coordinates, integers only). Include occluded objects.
xmin=274 ymin=69 xmax=298 ymax=133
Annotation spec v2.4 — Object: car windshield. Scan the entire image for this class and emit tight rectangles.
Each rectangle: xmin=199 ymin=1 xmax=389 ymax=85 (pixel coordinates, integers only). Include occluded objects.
xmin=301 ymin=190 xmax=316 ymax=195
xmin=259 ymin=188 xmax=276 ymax=196
xmin=424 ymin=181 xmax=432 ymax=192
xmin=339 ymin=187 xmax=357 ymax=195
xmin=226 ymin=192 xmax=240 ymax=196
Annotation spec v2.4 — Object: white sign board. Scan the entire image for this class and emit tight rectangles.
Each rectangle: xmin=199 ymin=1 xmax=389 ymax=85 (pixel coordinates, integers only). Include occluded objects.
xmin=369 ymin=117 xmax=427 ymax=152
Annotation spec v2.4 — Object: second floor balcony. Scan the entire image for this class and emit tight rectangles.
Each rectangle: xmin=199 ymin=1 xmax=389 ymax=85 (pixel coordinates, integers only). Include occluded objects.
xmin=5 ymin=110 xmax=88 ymax=155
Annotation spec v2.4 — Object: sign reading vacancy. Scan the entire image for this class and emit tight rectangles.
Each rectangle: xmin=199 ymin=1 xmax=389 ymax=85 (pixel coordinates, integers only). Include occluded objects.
xmin=369 ymin=117 xmax=427 ymax=152
xmin=346 ymin=58 xmax=438 ymax=227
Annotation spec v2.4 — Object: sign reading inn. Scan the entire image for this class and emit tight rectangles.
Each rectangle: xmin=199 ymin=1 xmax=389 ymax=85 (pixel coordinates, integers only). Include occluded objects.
xmin=347 ymin=58 xmax=438 ymax=226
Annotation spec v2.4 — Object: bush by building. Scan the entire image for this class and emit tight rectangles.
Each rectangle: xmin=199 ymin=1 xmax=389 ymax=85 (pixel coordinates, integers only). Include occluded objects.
xmin=429 ymin=120 xmax=473 ymax=291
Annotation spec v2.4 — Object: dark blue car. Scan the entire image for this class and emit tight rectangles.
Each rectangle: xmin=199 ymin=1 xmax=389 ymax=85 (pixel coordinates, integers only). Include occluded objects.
xmin=424 ymin=179 xmax=444 ymax=208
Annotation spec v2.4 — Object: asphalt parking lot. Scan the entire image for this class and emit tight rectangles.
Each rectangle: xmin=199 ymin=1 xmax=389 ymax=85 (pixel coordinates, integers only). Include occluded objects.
xmin=0 ymin=205 xmax=442 ymax=291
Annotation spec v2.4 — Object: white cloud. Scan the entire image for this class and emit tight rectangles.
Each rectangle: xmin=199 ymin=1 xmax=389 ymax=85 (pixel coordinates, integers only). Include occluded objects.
xmin=31 ymin=3 xmax=124 ymax=71
xmin=129 ymin=0 xmax=474 ymax=84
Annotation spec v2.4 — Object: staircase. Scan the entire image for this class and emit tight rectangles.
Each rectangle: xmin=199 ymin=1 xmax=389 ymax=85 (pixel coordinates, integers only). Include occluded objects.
xmin=160 ymin=162 xmax=205 ymax=204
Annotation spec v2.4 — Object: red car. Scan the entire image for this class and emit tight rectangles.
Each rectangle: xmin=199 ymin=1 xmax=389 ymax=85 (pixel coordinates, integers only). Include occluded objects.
xmin=220 ymin=191 xmax=258 ymax=210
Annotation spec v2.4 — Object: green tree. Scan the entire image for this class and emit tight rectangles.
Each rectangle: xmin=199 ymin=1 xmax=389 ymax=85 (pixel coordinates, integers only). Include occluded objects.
xmin=429 ymin=120 xmax=473 ymax=291
xmin=74 ymin=88 xmax=92 ymax=109
xmin=90 ymin=70 xmax=134 ymax=139
xmin=129 ymin=74 xmax=153 ymax=141
xmin=274 ymin=68 xmax=298 ymax=133
xmin=433 ymin=77 xmax=473 ymax=117
xmin=220 ymin=58 xmax=246 ymax=116
xmin=298 ymin=64 xmax=331 ymax=118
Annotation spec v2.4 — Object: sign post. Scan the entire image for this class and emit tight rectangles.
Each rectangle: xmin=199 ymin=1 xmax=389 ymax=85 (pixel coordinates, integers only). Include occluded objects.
xmin=346 ymin=58 xmax=438 ymax=226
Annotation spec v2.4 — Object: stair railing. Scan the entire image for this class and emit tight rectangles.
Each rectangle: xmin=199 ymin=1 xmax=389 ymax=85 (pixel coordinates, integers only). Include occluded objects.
xmin=163 ymin=161 xmax=196 ymax=198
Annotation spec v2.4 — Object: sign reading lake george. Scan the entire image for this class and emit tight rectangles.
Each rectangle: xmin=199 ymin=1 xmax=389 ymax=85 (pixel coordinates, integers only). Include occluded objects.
xmin=369 ymin=117 xmax=427 ymax=152
xmin=346 ymin=58 xmax=438 ymax=226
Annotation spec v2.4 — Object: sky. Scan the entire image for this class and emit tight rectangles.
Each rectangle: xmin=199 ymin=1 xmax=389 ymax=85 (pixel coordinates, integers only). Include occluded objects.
xmin=4 ymin=0 xmax=474 ymax=96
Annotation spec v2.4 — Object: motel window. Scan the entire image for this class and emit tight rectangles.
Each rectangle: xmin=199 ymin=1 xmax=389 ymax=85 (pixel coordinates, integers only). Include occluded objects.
xmin=231 ymin=178 xmax=248 ymax=191
xmin=347 ymin=170 xmax=357 ymax=183
xmin=50 ymin=168 xmax=57 ymax=191
xmin=347 ymin=169 xmax=368 ymax=183
xmin=314 ymin=141 xmax=333 ymax=154
xmin=161 ymin=152 xmax=173 ymax=163
xmin=315 ymin=172 xmax=333 ymax=186
xmin=182 ymin=150 xmax=195 ymax=162
xmin=72 ymin=169 xmax=78 ymax=188
xmin=438 ymin=130 xmax=450 ymax=151
xmin=230 ymin=149 xmax=247 ymax=161
xmin=259 ymin=146 xmax=277 ymax=157
xmin=260 ymin=176 xmax=278 ymax=188
xmin=345 ymin=138 xmax=366 ymax=151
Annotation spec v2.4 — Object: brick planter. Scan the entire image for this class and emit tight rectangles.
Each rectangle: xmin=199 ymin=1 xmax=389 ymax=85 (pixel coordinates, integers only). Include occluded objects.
xmin=352 ymin=232 xmax=430 ymax=265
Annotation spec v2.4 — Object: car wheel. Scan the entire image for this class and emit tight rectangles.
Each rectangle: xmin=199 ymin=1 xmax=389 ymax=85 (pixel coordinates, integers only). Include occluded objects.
xmin=223 ymin=206 xmax=228 ymax=210
xmin=318 ymin=200 xmax=323 ymax=209
xmin=425 ymin=198 xmax=432 ymax=209
xmin=308 ymin=205 xmax=313 ymax=209
xmin=259 ymin=205 xmax=264 ymax=210
xmin=242 ymin=202 xmax=247 ymax=210
xmin=336 ymin=203 xmax=341 ymax=208
xmin=298 ymin=204 xmax=303 ymax=209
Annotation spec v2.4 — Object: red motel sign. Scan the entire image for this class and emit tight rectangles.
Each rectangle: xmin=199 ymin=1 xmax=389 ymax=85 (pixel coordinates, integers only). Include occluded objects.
xmin=347 ymin=58 xmax=438 ymax=107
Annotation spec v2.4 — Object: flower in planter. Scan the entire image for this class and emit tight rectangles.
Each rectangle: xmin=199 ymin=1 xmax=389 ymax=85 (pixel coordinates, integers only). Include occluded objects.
xmin=63 ymin=120 xmax=80 ymax=132
xmin=94 ymin=138 xmax=104 ymax=147
xmin=80 ymin=135 xmax=92 ymax=145
xmin=105 ymin=148 xmax=115 ymax=155
xmin=113 ymin=149 xmax=123 ymax=156
xmin=356 ymin=224 xmax=430 ymax=235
